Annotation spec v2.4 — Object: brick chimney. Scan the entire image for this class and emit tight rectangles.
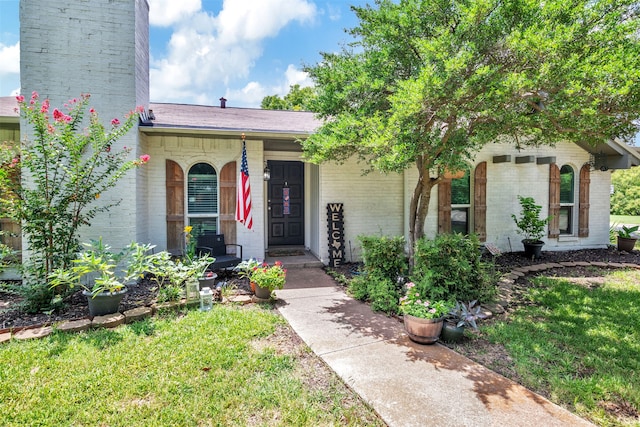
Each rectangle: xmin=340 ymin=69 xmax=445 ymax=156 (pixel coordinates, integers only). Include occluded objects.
xmin=219 ymin=97 xmax=227 ymax=108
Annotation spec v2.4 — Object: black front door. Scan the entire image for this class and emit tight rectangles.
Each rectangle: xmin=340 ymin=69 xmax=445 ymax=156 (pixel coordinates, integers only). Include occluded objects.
xmin=268 ymin=161 xmax=304 ymax=246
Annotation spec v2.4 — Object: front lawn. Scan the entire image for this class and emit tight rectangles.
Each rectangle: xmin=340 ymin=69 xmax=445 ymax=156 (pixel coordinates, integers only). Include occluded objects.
xmin=461 ymin=268 xmax=640 ymax=427
xmin=0 ymin=305 xmax=383 ymax=427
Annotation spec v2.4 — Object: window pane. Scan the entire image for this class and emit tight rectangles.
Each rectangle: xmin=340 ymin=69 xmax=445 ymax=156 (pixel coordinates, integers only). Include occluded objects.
xmin=451 ymin=208 xmax=468 ymax=234
xmin=559 ymin=206 xmax=572 ymax=234
xmin=451 ymin=170 xmax=470 ymax=205
xmin=188 ymin=163 xmax=217 ymax=214
xmin=189 ymin=218 xmax=217 ymax=237
xmin=560 ymin=165 xmax=574 ymax=204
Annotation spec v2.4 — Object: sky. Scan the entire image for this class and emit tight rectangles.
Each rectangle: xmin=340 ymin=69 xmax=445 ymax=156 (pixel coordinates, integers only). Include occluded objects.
xmin=0 ymin=0 xmax=368 ymax=108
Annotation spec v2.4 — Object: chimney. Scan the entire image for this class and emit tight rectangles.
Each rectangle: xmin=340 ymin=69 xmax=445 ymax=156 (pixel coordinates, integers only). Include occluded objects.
xmin=219 ymin=97 xmax=227 ymax=108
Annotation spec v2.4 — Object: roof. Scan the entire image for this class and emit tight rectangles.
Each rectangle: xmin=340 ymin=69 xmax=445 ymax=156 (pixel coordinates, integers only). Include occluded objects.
xmin=146 ymin=102 xmax=320 ymax=136
xmin=0 ymin=96 xmax=19 ymax=123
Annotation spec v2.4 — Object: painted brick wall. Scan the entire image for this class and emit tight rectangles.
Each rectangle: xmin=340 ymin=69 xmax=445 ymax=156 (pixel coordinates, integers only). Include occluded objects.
xmin=143 ymin=134 xmax=266 ymax=260
xmin=19 ymin=0 xmax=149 ymax=251
xmin=318 ymin=159 xmax=405 ymax=263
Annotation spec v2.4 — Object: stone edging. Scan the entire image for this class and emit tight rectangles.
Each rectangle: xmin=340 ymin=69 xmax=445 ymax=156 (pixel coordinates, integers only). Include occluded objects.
xmin=482 ymin=261 xmax=640 ymax=317
xmin=0 ymin=293 xmax=267 ymax=344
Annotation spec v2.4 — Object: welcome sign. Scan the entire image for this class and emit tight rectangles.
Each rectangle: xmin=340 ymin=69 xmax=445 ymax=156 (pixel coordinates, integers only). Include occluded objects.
xmin=327 ymin=203 xmax=345 ymax=267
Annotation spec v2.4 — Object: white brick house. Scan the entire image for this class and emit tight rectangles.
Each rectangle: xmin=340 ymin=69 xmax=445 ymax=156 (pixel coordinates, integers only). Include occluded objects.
xmin=1 ymin=0 xmax=639 ymax=265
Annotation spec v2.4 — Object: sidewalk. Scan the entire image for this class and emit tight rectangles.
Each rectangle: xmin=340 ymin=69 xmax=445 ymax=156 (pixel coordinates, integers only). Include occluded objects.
xmin=275 ymin=267 xmax=594 ymax=427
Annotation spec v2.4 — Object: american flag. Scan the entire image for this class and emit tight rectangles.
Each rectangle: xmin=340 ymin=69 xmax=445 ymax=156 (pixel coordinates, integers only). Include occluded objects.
xmin=236 ymin=139 xmax=253 ymax=230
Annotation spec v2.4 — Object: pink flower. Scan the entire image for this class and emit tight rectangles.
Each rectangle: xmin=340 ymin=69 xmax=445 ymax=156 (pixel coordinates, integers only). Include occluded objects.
xmin=90 ymin=108 xmax=95 ymax=114
xmin=429 ymin=308 xmax=436 ymax=314
xmin=16 ymin=95 xmax=24 ymax=103
xmin=275 ymin=261 xmax=282 ymax=267
xmin=111 ymin=118 xmax=120 ymax=126
xmin=139 ymin=154 xmax=150 ymax=163
xmin=31 ymin=91 xmax=38 ymax=100
xmin=53 ymin=109 xmax=64 ymax=121
xmin=406 ymin=282 xmax=415 ymax=288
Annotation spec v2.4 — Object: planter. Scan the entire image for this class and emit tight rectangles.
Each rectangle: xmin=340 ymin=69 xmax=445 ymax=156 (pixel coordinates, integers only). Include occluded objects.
xmin=254 ymin=284 xmax=272 ymax=299
xmin=83 ymin=288 xmax=127 ymax=317
xmin=440 ymin=322 xmax=465 ymax=343
xmin=198 ymin=274 xmax=217 ymax=290
xmin=522 ymin=240 xmax=544 ymax=259
xmin=617 ymin=236 xmax=637 ymax=252
xmin=403 ymin=315 xmax=443 ymax=344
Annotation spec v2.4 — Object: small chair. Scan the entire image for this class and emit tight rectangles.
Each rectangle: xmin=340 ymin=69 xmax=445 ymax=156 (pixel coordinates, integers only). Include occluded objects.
xmin=195 ymin=234 xmax=243 ymax=270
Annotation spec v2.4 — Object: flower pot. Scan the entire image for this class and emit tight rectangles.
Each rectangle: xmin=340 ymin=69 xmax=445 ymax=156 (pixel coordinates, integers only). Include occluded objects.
xmin=522 ymin=240 xmax=544 ymax=259
xmin=440 ymin=322 xmax=465 ymax=343
xmin=403 ymin=315 xmax=443 ymax=344
xmin=198 ymin=274 xmax=217 ymax=290
xmin=254 ymin=284 xmax=272 ymax=299
xmin=83 ymin=288 xmax=127 ymax=317
xmin=617 ymin=236 xmax=637 ymax=252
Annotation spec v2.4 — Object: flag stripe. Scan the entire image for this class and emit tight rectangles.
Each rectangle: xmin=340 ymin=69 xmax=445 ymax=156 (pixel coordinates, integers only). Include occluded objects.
xmin=236 ymin=141 xmax=253 ymax=230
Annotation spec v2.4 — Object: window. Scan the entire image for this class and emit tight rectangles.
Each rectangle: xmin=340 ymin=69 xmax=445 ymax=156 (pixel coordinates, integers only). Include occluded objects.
xmin=187 ymin=163 xmax=218 ymax=236
xmin=451 ymin=169 xmax=471 ymax=234
xmin=559 ymin=165 xmax=574 ymax=234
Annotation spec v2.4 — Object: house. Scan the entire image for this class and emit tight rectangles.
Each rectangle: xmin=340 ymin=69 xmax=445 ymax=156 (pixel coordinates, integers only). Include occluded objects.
xmin=1 ymin=0 xmax=639 ymax=267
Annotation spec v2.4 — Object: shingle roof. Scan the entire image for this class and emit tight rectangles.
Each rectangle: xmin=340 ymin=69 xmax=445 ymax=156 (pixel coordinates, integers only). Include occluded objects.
xmin=0 ymin=96 xmax=321 ymax=134
xmin=147 ymin=102 xmax=320 ymax=135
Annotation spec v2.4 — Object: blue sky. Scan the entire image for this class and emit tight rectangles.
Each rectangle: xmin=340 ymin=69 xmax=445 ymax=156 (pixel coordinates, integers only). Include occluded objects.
xmin=0 ymin=0 xmax=368 ymax=108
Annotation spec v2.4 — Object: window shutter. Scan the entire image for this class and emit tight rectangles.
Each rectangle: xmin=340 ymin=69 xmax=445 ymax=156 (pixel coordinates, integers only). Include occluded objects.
xmin=166 ymin=160 xmax=185 ymax=255
xmin=219 ymin=161 xmax=237 ymax=244
xmin=438 ymin=178 xmax=452 ymax=234
xmin=474 ymin=161 xmax=487 ymax=242
xmin=578 ymin=164 xmax=590 ymax=237
xmin=548 ymin=163 xmax=560 ymax=238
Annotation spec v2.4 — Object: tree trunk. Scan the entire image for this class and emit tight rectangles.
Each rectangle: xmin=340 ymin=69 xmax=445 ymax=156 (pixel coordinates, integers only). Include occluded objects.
xmin=408 ymin=158 xmax=440 ymax=267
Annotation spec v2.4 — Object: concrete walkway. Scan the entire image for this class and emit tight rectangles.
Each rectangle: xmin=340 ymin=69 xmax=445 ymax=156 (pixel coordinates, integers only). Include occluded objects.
xmin=275 ymin=267 xmax=594 ymax=427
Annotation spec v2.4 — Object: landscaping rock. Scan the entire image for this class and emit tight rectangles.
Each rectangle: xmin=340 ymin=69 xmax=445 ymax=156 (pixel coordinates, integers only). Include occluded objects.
xmin=13 ymin=326 xmax=53 ymax=340
xmin=0 ymin=332 xmax=11 ymax=344
xmin=92 ymin=313 xmax=125 ymax=329
xmin=124 ymin=306 xmax=152 ymax=323
xmin=57 ymin=319 xmax=92 ymax=333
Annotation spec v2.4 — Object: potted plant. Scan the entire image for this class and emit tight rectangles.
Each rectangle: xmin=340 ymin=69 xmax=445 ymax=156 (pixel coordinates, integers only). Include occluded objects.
xmin=511 ymin=195 xmax=552 ymax=259
xmin=441 ymin=300 xmax=487 ymax=343
xmin=249 ymin=261 xmax=287 ymax=299
xmin=616 ymin=225 xmax=639 ymax=252
xmin=49 ymin=238 xmax=155 ymax=316
xmin=234 ymin=258 xmax=261 ymax=292
xmin=146 ymin=252 xmax=215 ymax=303
xmin=399 ymin=282 xmax=450 ymax=344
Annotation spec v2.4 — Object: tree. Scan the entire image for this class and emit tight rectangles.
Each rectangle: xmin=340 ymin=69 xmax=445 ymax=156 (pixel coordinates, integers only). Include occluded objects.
xmin=261 ymin=84 xmax=316 ymax=111
xmin=303 ymin=0 xmax=640 ymax=260
xmin=0 ymin=92 xmax=149 ymax=287
xmin=611 ymin=167 xmax=640 ymax=215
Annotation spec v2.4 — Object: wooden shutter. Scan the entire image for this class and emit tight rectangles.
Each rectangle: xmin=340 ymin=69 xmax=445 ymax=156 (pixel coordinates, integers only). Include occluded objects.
xmin=578 ymin=164 xmax=590 ymax=237
xmin=166 ymin=160 xmax=185 ymax=255
xmin=438 ymin=179 xmax=452 ymax=234
xmin=474 ymin=161 xmax=487 ymax=242
xmin=219 ymin=161 xmax=237 ymax=247
xmin=548 ymin=163 xmax=560 ymax=238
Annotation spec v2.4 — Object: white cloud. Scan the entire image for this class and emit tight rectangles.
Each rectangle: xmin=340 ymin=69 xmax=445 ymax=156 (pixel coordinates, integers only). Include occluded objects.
xmin=284 ymin=64 xmax=313 ymax=88
xmin=149 ymin=0 xmax=317 ymax=106
xmin=148 ymin=0 xmax=202 ymax=27
xmin=0 ymin=42 xmax=20 ymax=75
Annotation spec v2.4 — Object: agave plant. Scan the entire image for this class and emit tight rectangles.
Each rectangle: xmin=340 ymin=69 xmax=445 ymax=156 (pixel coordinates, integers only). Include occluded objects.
xmin=446 ymin=300 xmax=487 ymax=330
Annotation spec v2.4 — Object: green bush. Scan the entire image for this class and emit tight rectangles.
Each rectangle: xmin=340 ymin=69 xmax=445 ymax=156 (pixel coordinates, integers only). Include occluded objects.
xmin=411 ymin=233 xmax=496 ymax=303
xmin=358 ymin=234 xmax=407 ymax=279
xmin=347 ymin=271 xmax=401 ymax=315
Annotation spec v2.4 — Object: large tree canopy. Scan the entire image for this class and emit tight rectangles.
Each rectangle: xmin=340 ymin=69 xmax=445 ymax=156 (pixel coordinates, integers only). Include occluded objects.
xmin=261 ymin=84 xmax=317 ymax=111
xmin=303 ymin=0 xmax=640 ymax=255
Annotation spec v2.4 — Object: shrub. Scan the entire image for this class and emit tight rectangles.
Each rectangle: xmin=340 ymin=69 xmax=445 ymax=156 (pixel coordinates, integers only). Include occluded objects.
xmin=347 ymin=270 xmax=401 ymax=315
xmin=358 ymin=234 xmax=407 ymax=279
xmin=411 ymin=233 xmax=496 ymax=303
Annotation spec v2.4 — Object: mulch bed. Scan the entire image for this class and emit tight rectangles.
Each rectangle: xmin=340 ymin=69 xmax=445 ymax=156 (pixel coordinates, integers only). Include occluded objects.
xmin=0 ymin=270 xmax=253 ymax=331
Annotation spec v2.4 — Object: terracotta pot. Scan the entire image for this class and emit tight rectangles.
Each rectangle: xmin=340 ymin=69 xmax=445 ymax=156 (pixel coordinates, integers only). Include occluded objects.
xmin=403 ymin=315 xmax=443 ymax=344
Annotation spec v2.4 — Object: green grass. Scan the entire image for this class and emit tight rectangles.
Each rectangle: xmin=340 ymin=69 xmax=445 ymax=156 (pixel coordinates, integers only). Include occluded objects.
xmin=0 ymin=305 xmax=383 ymax=427
xmin=610 ymin=215 xmax=640 ymax=226
xmin=477 ymin=269 xmax=640 ymax=426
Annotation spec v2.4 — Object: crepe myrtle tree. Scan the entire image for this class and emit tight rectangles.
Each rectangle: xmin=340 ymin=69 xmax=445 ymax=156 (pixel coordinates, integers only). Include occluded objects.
xmin=0 ymin=92 xmax=150 ymax=285
xmin=303 ymin=0 xmax=640 ymax=262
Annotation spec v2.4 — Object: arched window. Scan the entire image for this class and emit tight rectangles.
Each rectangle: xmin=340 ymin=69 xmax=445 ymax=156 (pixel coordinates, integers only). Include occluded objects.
xmin=451 ymin=168 xmax=471 ymax=234
xmin=187 ymin=163 xmax=218 ymax=236
xmin=559 ymin=165 xmax=575 ymax=234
